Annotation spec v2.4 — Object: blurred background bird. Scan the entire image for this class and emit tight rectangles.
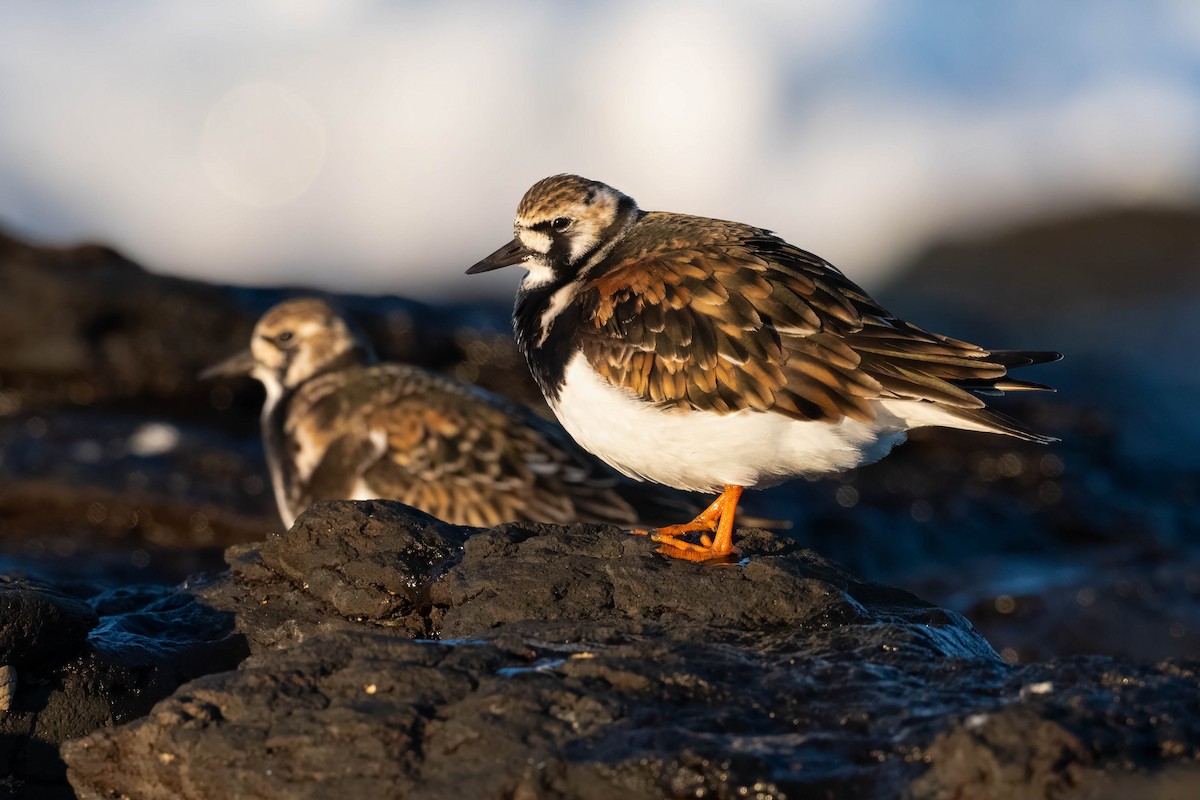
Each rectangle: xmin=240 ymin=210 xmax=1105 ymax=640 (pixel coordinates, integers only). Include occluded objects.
xmin=202 ymin=297 xmax=699 ymax=529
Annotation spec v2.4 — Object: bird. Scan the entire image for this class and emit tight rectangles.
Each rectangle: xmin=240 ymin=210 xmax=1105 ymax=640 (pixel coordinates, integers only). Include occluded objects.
xmin=201 ymin=297 xmax=695 ymax=530
xmin=466 ymin=174 xmax=1061 ymax=562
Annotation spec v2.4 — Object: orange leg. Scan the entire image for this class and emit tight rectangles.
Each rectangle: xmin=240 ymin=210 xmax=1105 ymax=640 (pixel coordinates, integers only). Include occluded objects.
xmin=638 ymin=485 xmax=744 ymax=562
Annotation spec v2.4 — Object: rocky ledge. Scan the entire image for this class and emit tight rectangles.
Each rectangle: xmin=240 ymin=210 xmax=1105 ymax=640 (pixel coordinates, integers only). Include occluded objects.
xmin=46 ymin=501 xmax=1200 ymax=799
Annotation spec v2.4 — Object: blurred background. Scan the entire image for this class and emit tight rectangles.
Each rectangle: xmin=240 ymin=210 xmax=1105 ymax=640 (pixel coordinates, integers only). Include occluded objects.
xmin=3 ymin=0 xmax=1200 ymax=295
xmin=1 ymin=0 xmax=1198 ymax=664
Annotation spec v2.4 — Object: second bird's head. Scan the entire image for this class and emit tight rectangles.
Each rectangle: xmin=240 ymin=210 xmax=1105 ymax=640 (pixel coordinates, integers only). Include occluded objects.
xmin=467 ymin=174 xmax=640 ymax=288
xmin=201 ymin=298 xmax=372 ymax=398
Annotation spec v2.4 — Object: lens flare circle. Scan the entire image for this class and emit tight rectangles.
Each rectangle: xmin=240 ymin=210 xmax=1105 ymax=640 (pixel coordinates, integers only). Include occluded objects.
xmin=201 ymin=81 xmax=326 ymax=208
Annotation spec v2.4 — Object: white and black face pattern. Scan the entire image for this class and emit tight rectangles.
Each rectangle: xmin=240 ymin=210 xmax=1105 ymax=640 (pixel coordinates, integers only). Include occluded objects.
xmin=511 ymin=177 xmax=638 ymax=289
xmin=465 ymin=175 xmax=643 ymax=387
xmin=249 ymin=299 xmax=363 ymax=392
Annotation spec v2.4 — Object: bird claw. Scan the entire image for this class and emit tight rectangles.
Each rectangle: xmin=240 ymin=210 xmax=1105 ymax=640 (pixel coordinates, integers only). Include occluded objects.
xmin=631 ymin=526 xmax=723 ymax=557
xmin=652 ymin=534 xmax=740 ymax=563
xmin=631 ymin=485 xmax=743 ymax=562
xmin=630 ymin=517 xmax=718 ymax=539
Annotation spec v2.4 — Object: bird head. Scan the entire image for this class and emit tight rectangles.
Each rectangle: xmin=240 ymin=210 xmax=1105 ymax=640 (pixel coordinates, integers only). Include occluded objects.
xmin=201 ymin=298 xmax=371 ymax=399
xmin=467 ymin=174 xmax=639 ymax=288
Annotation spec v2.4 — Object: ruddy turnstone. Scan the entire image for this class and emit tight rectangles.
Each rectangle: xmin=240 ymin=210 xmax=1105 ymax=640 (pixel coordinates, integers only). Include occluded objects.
xmin=202 ymin=297 xmax=689 ymax=529
xmin=467 ymin=174 xmax=1061 ymax=562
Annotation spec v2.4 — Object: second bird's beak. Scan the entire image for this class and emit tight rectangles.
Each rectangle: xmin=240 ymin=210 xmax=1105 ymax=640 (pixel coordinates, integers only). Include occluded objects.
xmin=199 ymin=349 xmax=256 ymax=380
xmin=466 ymin=239 xmax=531 ymax=274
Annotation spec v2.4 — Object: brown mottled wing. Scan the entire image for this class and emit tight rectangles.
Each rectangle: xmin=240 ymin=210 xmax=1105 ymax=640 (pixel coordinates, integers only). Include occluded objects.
xmin=293 ymin=365 xmax=643 ymax=528
xmin=578 ymin=213 xmax=1024 ymax=423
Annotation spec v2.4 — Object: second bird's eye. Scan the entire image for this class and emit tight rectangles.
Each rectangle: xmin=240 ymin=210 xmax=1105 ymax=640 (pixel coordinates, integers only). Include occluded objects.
xmin=551 ymin=217 xmax=572 ymax=232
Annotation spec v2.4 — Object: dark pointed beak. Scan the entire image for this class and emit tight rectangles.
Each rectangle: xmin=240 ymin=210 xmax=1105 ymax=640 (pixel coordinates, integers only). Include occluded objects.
xmin=199 ymin=349 xmax=256 ymax=380
xmin=466 ymin=238 xmax=531 ymax=274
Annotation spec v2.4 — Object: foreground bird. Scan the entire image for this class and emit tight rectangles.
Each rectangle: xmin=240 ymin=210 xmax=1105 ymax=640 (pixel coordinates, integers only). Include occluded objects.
xmin=467 ymin=174 xmax=1060 ymax=562
xmin=202 ymin=297 xmax=690 ymax=529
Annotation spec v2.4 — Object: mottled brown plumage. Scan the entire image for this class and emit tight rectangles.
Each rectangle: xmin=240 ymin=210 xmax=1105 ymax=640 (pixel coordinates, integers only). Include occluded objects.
xmin=578 ymin=212 xmax=1055 ymax=435
xmin=283 ymin=362 xmax=643 ymax=528
xmin=203 ymin=298 xmax=691 ymax=529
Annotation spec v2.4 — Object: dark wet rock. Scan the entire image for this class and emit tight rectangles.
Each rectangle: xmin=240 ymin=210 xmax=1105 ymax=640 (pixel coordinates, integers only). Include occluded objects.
xmin=0 ymin=578 xmax=245 ymax=798
xmin=63 ymin=636 xmax=1200 ymax=800
xmin=61 ymin=503 xmax=1200 ymax=799
xmin=0 ymin=578 xmax=97 ymax=673
xmin=0 ymin=231 xmax=258 ymax=421
xmin=192 ymin=502 xmax=473 ymax=650
xmin=428 ymin=519 xmax=996 ymax=663
xmin=910 ymin=707 xmax=1094 ymax=800
xmin=262 ymin=502 xmax=470 ymax=628
xmin=880 ymin=206 xmax=1200 ymax=313
xmin=194 ymin=501 xmax=993 ymax=661
xmin=1072 ymin=765 xmax=1200 ymax=800
xmin=907 ymin=658 xmax=1200 ymax=800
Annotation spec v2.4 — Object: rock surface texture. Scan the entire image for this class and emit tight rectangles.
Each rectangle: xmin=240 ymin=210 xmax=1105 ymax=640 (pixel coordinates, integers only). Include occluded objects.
xmin=0 ymin=577 xmax=246 ymax=799
xmin=60 ymin=502 xmax=1200 ymax=799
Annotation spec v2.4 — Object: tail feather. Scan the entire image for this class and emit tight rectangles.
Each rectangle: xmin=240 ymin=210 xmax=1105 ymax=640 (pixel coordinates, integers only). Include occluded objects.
xmin=944 ymin=406 xmax=1060 ymax=444
xmin=987 ymin=350 xmax=1064 ymax=369
xmin=950 ymin=349 xmax=1061 ymax=399
xmin=957 ymin=377 xmax=1056 ymax=394
xmin=938 ymin=349 xmax=1061 ymax=443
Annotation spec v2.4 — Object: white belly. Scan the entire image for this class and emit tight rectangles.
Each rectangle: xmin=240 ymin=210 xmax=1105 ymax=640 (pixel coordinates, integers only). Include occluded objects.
xmin=548 ymin=353 xmax=912 ymax=493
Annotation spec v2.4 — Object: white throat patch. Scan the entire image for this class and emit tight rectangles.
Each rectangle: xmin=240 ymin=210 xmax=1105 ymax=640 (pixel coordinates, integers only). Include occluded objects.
xmin=521 ymin=260 xmax=556 ymax=290
xmin=254 ymin=368 xmax=285 ymax=415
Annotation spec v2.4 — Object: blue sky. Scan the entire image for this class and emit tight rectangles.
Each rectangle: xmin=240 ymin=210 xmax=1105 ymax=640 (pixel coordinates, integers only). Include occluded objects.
xmin=1 ymin=1 xmax=1197 ymax=298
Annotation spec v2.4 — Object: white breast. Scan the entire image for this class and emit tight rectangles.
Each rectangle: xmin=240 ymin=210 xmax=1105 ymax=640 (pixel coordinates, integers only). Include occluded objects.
xmin=548 ymin=353 xmax=912 ymax=493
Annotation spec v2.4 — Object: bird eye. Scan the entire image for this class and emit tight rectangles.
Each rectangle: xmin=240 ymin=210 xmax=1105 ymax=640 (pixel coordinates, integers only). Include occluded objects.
xmin=551 ymin=217 xmax=572 ymax=232
xmin=276 ymin=331 xmax=293 ymax=344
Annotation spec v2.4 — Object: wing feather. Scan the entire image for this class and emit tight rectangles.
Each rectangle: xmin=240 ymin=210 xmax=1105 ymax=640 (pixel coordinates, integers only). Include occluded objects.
xmin=293 ymin=365 xmax=662 ymax=527
xmin=577 ymin=213 xmax=1056 ymax=426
